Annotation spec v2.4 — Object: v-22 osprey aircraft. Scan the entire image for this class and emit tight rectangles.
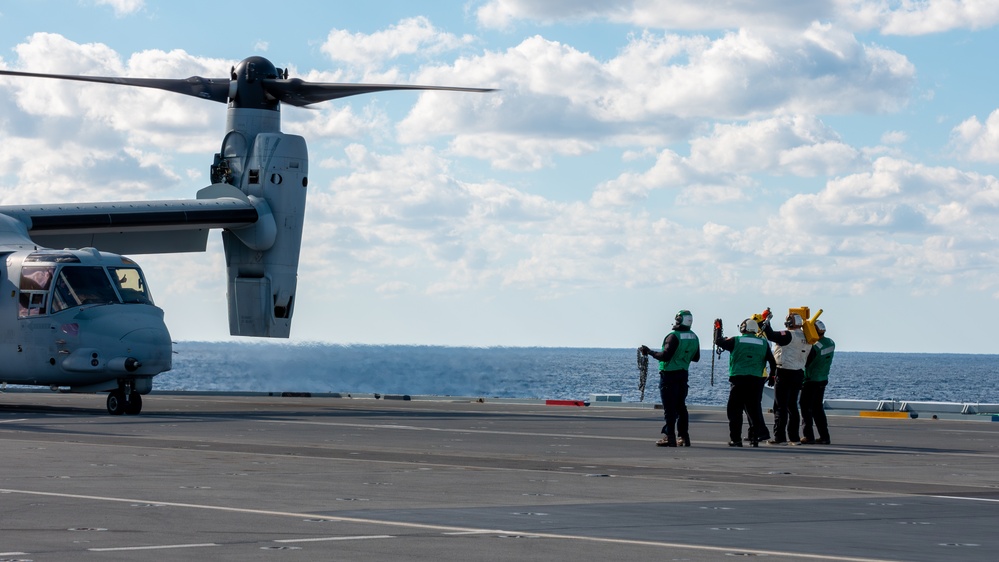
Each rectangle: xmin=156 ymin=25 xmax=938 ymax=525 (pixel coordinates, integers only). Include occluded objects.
xmin=0 ymin=56 xmax=492 ymax=415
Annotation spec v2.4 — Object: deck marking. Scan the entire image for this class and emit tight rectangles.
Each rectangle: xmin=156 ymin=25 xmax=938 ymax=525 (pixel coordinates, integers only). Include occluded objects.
xmin=932 ymin=495 xmax=999 ymax=503
xmin=88 ymin=543 xmax=217 ymax=552
xmin=274 ymin=535 xmax=394 ymax=543
xmin=0 ymin=487 xmax=903 ymax=562
xmin=257 ymin=419 xmax=663 ymax=442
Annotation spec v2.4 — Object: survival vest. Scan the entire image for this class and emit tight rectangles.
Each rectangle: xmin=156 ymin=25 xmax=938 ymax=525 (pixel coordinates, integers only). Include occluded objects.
xmin=804 ymin=337 xmax=835 ymax=382
xmin=774 ymin=329 xmax=810 ymax=370
xmin=729 ymin=334 xmax=769 ymax=377
xmin=660 ymin=330 xmax=699 ymax=372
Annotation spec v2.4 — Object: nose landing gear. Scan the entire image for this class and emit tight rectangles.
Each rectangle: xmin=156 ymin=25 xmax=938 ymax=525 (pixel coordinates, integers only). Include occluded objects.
xmin=106 ymin=381 xmax=143 ymax=415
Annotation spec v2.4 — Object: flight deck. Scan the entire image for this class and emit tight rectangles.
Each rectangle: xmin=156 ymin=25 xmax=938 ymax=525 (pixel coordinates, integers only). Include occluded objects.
xmin=1 ymin=392 xmax=997 ymax=561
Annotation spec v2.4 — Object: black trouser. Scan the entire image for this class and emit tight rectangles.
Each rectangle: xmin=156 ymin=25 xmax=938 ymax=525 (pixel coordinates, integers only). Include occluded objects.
xmin=727 ymin=375 xmax=767 ymax=442
xmin=659 ymin=370 xmax=689 ymax=442
xmin=772 ymin=368 xmax=804 ymax=442
xmin=800 ymin=380 xmax=829 ymax=441
xmin=744 ymin=376 xmax=769 ymax=440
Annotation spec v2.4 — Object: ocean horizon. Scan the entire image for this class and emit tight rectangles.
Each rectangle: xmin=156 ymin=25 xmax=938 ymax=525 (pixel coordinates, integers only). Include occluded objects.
xmin=160 ymin=341 xmax=999 ymax=406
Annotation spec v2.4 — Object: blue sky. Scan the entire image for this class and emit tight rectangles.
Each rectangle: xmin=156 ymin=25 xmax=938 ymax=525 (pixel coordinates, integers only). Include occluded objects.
xmin=3 ymin=1 xmax=999 ymax=353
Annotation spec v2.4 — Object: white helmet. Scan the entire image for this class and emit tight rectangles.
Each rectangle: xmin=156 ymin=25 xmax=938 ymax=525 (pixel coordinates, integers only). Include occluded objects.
xmin=673 ymin=309 xmax=693 ymax=330
xmin=815 ymin=320 xmax=826 ymax=336
xmin=739 ymin=318 xmax=760 ymax=334
xmin=785 ymin=313 xmax=803 ymax=329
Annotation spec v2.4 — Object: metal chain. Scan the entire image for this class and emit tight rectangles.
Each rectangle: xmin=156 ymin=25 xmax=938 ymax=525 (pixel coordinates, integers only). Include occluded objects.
xmin=637 ymin=347 xmax=649 ymax=401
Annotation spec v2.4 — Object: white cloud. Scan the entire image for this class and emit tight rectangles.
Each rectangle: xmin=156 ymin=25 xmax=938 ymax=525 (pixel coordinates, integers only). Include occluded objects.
xmin=7 ymin=34 xmax=227 ymax=146
xmin=284 ymin=104 xmax=388 ymax=141
xmin=591 ymin=149 xmax=693 ymax=206
xmin=591 ymin=115 xmax=866 ymax=206
xmin=301 ymin=141 xmax=748 ymax=297
xmin=476 ymin=0 xmax=999 ymax=35
xmin=92 ymin=0 xmax=144 ymax=17
xmin=688 ymin=116 xmax=864 ymax=176
xmin=476 ymin=0 xmax=836 ymax=31
xmin=0 ymin=34 xmax=233 ymax=203
xmin=584 ymin=145 xmax=999 ymax=302
xmin=881 ymin=130 xmax=908 ymax=144
xmin=950 ymin=110 xmax=999 ymax=162
xmin=870 ymin=0 xmax=999 ymax=35
xmin=320 ymin=16 xmax=477 ymax=69
xmin=448 ymin=134 xmax=597 ymax=171
xmin=0 ymin=135 xmax=177 ymax=204
xmin=308 ymin=144 xmax=561 ymax=288
xmin=774 ymin=158 xmax=999 ymax=284
xmin=397 ymin=28 xmax=913 ymax=169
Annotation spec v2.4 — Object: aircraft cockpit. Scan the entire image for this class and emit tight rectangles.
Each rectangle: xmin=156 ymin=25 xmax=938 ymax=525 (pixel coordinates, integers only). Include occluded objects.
xmin=17 ymin=250 xmax=154 ymax=318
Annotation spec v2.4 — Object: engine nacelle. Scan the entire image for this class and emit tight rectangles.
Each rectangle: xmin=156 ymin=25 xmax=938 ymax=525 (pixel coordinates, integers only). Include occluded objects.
xmin=204 ymin=131 xmax=308 ymax=338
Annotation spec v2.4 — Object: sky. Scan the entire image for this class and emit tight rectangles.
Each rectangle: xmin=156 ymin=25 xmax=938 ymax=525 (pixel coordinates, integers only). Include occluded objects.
xmin=2 ymin=1 xmax=999 ymax=353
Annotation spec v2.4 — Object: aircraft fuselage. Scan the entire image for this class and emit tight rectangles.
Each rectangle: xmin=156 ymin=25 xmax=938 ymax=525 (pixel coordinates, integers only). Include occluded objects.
xmin=1 ymin=247 xmax=172 ymax=411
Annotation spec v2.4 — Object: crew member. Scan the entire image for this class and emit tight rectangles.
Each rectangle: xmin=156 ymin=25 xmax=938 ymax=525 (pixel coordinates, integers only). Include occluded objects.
xmin=763 ymin=310 xmax=811 ymax=444
xmin=800 ymin=320 xmax=834 ymax=444
xmin=743 ymin=311 xmax=771 ymax=444
xmin=714 ymin=317 xmax=776 ymax=447
xmin=641 ymin=309 xmax=700 ymax=447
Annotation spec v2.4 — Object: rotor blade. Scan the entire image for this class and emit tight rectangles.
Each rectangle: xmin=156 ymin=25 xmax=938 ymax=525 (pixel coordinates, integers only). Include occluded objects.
xmin=0 ymin=69 xmax=230 ymax=103
xmin=262 ymin=78 xmax=496 ymax=107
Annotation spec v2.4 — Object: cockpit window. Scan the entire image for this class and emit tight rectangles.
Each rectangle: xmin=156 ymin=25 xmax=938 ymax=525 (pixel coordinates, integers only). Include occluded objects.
xmin=18 ymin=265 xmax=55 ymax=317
xmin=109 ymin=267 xmax=153 ymax=305
xmin=51 ymin=266 xmax=120 ymax=313
xmin=18 ymin=262 xmax=154 ymax=317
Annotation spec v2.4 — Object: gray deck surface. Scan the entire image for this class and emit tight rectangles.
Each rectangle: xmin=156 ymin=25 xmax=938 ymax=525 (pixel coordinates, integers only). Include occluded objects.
xmin=1 ymin=392 xmax=997 ymax=561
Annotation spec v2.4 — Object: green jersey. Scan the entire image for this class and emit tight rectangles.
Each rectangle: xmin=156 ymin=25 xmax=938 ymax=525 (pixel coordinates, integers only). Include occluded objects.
xmin=804 ymin=337 xmax=835 ymax=382
xmin=729 ymin=334 xmax=770 ymax=377
xmin=660 ymin=330 xmax=699 ymax=372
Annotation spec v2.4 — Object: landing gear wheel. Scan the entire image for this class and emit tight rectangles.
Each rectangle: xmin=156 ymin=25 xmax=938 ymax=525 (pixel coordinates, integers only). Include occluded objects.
xmin=107 ymin=390 xmax=126 ymax=415
xmin=125 ymin=392 xmax=142 ymax=415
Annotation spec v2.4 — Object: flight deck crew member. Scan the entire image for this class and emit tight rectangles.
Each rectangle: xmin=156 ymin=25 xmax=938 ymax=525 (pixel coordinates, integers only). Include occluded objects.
xmin=742 ymin=311 xmax=771 ymax=443
xmin=714 ymin=318 xmax=777 ymax=447
xmin=763 ymin=311 xmax=811 ymax=444
xmin=800 ymin=320 xmax=834 ymax=444
xmin=641 ymin=310 xmax=700 ymax=447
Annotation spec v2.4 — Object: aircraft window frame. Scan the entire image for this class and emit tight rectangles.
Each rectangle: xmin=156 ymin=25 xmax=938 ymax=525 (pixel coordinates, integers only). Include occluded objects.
xmin=18 ymin=265 xmax=55 ymax=318
xmin=24 ymin=252 xmax=81 ymax=264
xmin=108 ymin=266 xmax=154 ymax=305
xmin=50 ymin=266 xmax=121 ymax=313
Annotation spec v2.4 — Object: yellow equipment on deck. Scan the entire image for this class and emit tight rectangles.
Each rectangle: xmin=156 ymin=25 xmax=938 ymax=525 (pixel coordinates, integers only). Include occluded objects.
xmin=792 ymin=306 xmax=824 ymax=344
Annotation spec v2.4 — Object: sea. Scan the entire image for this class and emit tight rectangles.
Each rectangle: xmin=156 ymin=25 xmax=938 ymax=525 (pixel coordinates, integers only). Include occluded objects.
xmin=159 ymin=342 xmax=999 ymax=406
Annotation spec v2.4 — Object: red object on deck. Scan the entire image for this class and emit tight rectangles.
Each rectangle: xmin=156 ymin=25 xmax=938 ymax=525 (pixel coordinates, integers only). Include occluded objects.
xmin=545 ymin=400 xmax=588 ymax=407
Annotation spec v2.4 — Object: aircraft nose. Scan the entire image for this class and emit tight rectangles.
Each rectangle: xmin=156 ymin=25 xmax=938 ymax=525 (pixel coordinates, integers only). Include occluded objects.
xmin=123 ymin=325 xmax=171 ymax=347
xmin=121 ymin=326 xmax=173 ymax=373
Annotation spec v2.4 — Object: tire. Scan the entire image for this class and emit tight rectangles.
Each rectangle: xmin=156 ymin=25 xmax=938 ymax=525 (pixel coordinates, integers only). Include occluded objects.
xmin=125 ymin=392 xmax=143 ymax=415
xmin=107 ymin=390 xmax=126 ymax=415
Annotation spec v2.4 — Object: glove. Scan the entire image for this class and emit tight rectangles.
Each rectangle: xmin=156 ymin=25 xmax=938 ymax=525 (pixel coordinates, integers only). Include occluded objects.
xmin=767 ymin=374 xmax=776 ymax=387
xmin=640 ymin=345 xmax=650 ymax=356
xmin=713 ymin=319 xmax=722 ymax=331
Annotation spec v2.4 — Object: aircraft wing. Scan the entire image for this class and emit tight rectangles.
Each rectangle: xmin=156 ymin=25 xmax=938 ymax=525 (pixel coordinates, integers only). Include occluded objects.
xmin=0 ymin=193 xmax=258 ymax=255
